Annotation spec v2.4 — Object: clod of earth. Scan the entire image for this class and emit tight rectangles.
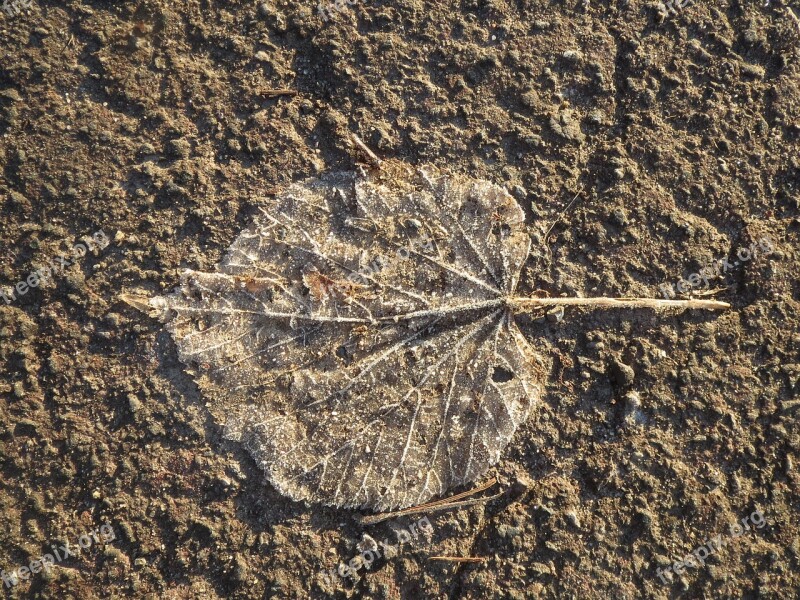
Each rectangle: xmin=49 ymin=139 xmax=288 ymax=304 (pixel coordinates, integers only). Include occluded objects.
xmin=124 ymin=159 xmax=728 ymax=511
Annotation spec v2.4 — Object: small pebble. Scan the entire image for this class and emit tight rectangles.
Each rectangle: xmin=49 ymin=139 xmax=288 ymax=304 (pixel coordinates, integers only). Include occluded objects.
xmin=623 ymin=390 xmax=641 ymax=424
xmin=609 ymin=359 xmax=635 ymax=388
xmin=564 ymin=511 xmax=581 ymax=528
xmin=166 ymin=139 xmax=191 ymax=158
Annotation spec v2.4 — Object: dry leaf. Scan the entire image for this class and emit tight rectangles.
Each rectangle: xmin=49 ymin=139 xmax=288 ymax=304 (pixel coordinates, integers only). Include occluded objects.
xmin=149 ymin=160 xmax=547 ymax=510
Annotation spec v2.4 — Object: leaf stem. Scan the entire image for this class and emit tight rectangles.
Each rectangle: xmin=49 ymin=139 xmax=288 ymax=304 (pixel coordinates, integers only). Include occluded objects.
xmin=509 ymin=296 xmax=730 ymax=312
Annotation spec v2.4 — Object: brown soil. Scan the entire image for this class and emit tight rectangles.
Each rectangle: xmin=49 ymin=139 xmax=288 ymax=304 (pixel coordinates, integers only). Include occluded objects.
xmin=1 ymin=1 xmax=798 ymax=598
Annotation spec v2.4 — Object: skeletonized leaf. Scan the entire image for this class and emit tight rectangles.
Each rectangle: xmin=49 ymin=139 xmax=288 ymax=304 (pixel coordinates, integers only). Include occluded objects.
xmin=150 ymin=160 xmax=547 ymax=510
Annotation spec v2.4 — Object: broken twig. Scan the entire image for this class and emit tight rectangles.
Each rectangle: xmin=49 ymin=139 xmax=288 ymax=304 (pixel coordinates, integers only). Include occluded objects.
xmin=351 ymin=133 xmax=382 ymax=168
xmin=260 ymin=88 xmax=298 ymax=98
xmin=429 ymin=556 xmax=487 ymax=563
xmin=357 ymin=478 xmax=501 ymax=525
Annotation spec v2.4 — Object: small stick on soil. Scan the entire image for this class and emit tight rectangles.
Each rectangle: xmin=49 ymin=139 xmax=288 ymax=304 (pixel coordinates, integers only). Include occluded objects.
xmin=261 ymin=89 xmax=298 ymax=98
xmin=429 ymin=556 xmax=487 ymax=563
xmin=357 ymin=477 xmax=500 ymax=525
xmin=351 ymin=134 xmax=382 ymax=168
xmin=542 ymin=187 xmax=583 ymax=269
xmin=119 ymin=293 xmax=153 ymax=314
xmin=544 ymin=187 xmax=583 ymax=242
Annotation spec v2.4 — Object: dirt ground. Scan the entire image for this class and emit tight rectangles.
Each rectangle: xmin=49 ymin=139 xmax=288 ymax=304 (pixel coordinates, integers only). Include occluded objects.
xmin=1 ymin=0 xmax=799 ymax=598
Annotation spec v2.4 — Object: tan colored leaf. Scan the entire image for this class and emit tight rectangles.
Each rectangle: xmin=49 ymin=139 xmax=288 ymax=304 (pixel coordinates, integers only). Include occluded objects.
xmin=150 ymin=160 xmax=546 ymax=510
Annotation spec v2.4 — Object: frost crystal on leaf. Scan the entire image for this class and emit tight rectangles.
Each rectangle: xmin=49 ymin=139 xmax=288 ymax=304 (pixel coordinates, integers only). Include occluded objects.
xmin=151 ymin=160 xmax=547 ymax=510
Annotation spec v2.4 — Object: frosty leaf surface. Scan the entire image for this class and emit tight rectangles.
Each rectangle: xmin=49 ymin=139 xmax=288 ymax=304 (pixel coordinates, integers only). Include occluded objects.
xmin=151 ymin=160 xmax=547 ymax=510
